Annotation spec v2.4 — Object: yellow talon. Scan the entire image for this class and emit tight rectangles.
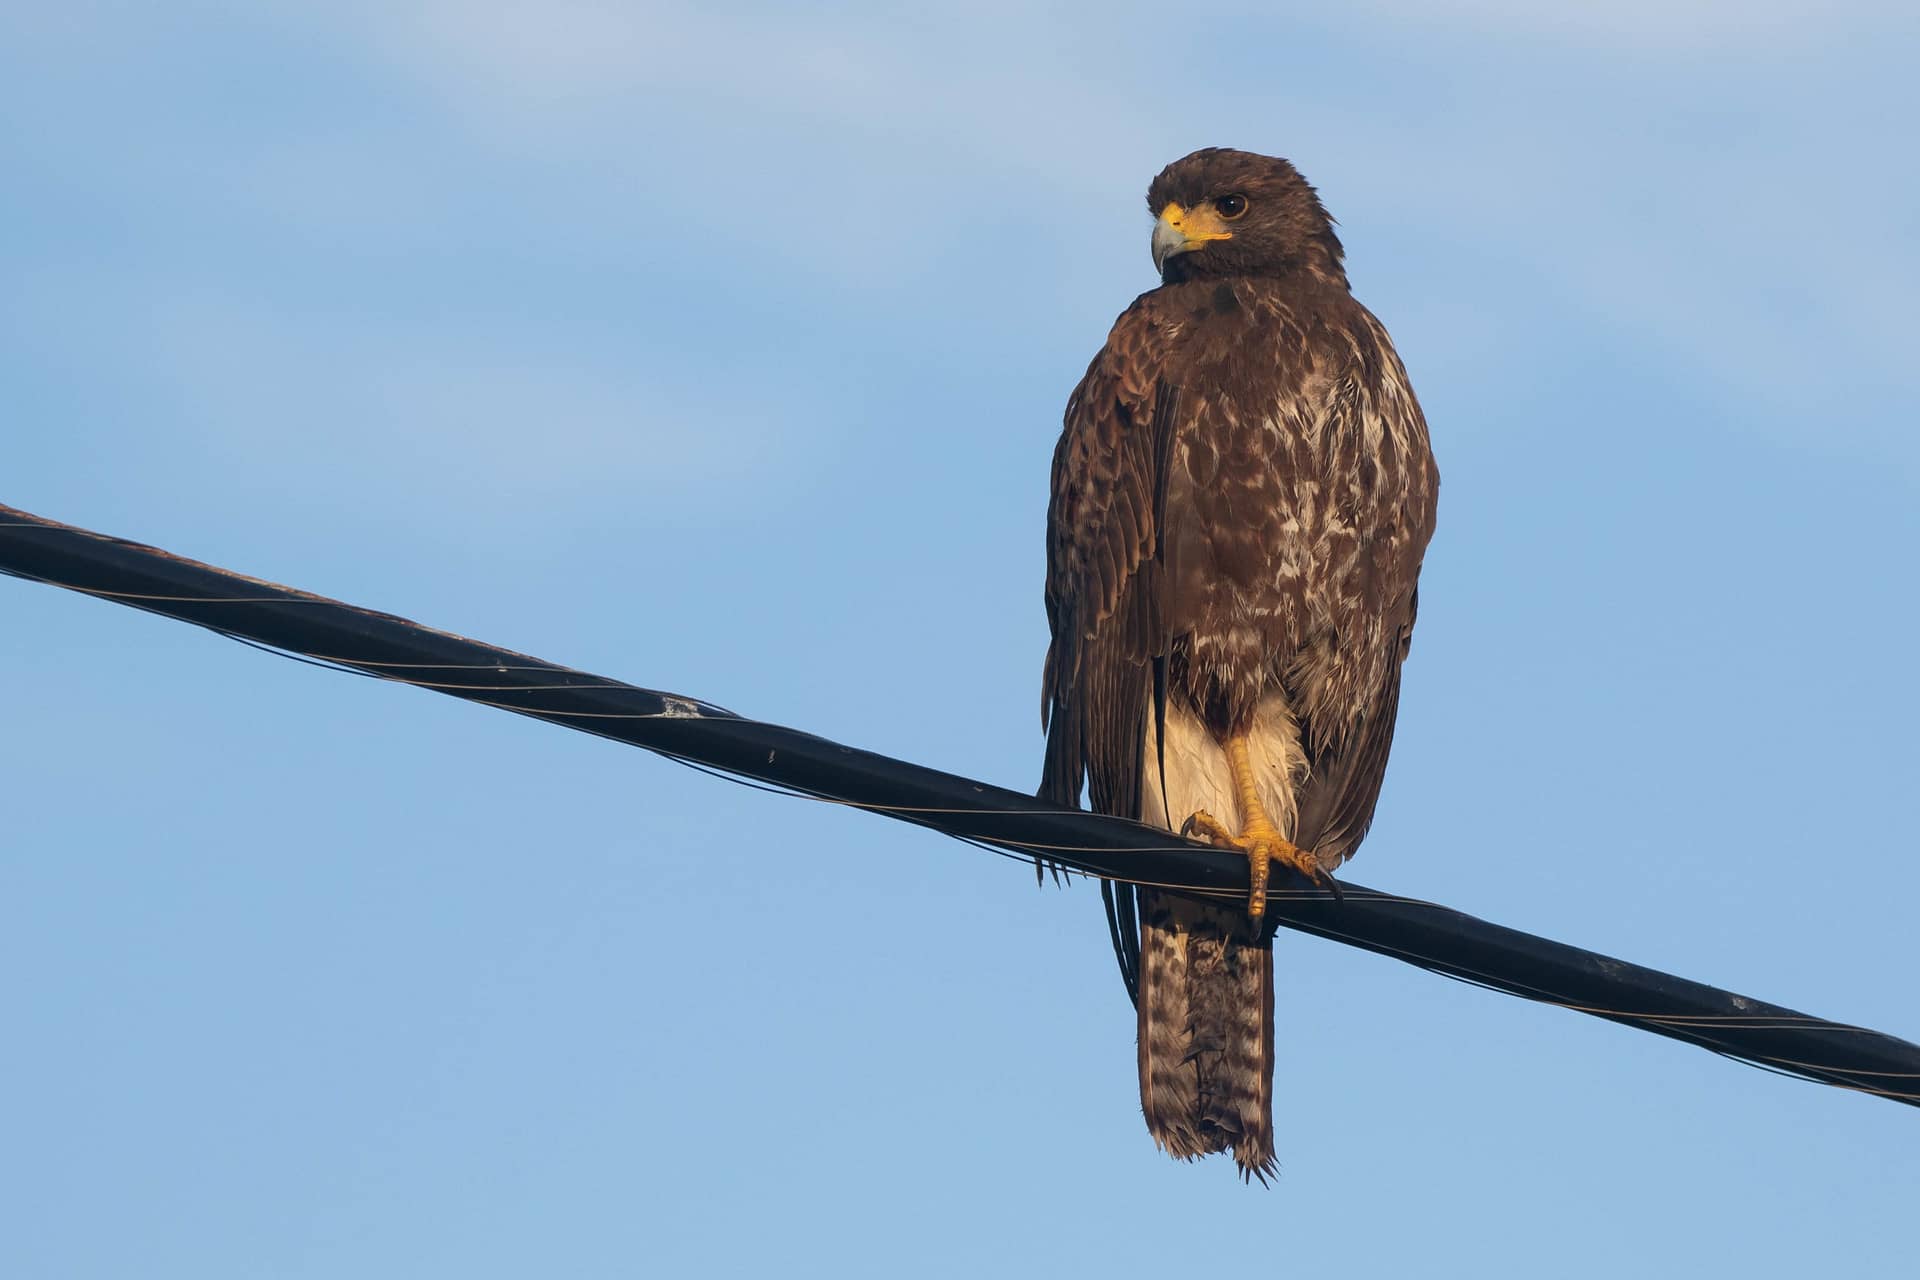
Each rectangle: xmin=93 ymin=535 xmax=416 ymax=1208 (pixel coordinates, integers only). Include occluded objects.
xmin=1178 ymin=737 xmax=1337 ymax=919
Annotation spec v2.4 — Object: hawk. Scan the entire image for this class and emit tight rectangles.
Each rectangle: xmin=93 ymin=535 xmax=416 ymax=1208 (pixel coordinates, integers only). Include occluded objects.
xmin=1040 ymin=148 xmax=1439 ymax=1179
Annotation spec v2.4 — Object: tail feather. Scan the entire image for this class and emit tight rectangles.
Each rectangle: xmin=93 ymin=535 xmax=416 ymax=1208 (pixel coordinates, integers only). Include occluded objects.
xmin=1216 ymin=925 xmax=1276 ymax=1180
xmin=1137 ymin=893 xmax=1204 ymax=1157
xmin=1137 ymin=891 xmax=1277 ymax=1181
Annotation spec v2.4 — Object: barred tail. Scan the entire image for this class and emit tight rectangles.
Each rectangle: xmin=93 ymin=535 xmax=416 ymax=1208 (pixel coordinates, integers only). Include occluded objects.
xmin=1136 ymin=891 xmax=1277 ymax=1181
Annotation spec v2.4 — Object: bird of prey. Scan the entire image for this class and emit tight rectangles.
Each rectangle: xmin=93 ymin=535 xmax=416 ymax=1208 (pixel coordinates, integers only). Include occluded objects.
xmin=1040 ymin=148 xmax=1439 ymax=1180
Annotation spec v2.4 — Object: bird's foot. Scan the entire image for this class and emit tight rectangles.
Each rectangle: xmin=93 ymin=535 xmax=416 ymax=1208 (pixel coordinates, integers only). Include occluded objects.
xmin=1179 ymin=809 xmax=1337 ymax=920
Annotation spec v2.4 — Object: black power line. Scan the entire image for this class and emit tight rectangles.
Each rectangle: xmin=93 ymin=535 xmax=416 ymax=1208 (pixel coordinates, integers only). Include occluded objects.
xmin=4 ymin=500 xmax=1916 ymax=1107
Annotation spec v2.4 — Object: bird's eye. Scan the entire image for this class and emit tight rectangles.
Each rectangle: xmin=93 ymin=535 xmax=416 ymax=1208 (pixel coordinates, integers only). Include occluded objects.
xmin=1215 ymin=193 xmax=1249 ymax=220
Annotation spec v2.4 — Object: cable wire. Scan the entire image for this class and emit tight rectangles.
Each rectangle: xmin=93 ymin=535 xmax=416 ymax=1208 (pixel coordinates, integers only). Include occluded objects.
xmin=4 ymin=502 xmax=1916 ymax=1107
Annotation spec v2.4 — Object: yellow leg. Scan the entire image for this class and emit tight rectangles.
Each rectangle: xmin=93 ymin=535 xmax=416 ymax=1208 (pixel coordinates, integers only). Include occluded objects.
xmin=1180 ymin=734 xmax=1336 ymax=919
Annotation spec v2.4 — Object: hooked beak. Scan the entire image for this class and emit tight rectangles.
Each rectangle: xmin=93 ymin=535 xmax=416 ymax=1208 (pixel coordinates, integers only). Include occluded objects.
xmin=1151 ymin=202 xmax=1233 ymax=274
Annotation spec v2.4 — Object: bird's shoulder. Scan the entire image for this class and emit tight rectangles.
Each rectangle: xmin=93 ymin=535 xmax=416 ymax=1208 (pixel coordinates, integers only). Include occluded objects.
xmin=1046 ymin=294 xmax=1183 ymax=627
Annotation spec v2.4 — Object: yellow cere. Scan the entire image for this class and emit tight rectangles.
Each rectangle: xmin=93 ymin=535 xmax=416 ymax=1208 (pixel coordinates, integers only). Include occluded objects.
xmin=1157 ymin=201 xmax=1233 ymax=243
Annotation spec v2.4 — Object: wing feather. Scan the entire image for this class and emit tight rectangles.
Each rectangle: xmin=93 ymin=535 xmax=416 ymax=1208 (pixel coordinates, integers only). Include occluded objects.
xmin=1288 ymin=309 xmax=1438 ymax=870
xmin=1041 ymin=303 xmax=1176 ymax=815
xmin=1041 ymin=304 xmax=1179 ymax=998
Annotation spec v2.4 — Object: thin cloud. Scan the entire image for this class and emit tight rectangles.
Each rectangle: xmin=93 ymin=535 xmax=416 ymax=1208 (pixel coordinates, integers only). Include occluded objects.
xmin=1315 ymin=0 xmax=1908 ymax=49
xmin=36 ymin=275 xmax=823 ymax=519
xmin=7 ymin=1 xmax=1913 ymax=479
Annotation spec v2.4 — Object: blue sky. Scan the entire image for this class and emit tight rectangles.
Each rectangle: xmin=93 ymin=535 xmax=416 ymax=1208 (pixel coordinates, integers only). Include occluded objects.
xmin=4 ymin=2 xmax=1918 ymax=1275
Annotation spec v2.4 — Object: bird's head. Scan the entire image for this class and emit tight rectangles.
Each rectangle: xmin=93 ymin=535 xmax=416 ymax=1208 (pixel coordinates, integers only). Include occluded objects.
xmin=1145 ymin=148 xmax=1346 ymax=287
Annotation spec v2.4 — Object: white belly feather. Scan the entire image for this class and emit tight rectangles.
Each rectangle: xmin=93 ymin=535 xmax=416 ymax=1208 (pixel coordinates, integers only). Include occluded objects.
xmin=1136 ymin=694 xmax=1307 ymax=839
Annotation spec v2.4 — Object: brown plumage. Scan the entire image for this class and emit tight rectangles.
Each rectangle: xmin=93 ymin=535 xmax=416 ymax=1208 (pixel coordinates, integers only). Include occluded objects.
xmin=1040 ymin=148 xmax=1439 ymax=1180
